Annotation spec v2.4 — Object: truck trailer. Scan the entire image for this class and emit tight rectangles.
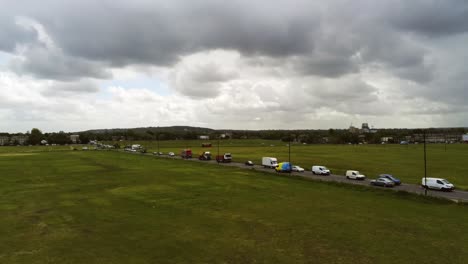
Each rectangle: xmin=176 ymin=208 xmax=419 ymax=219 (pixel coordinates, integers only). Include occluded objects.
xmin=262 ymin=157 xmax=278 ymax=168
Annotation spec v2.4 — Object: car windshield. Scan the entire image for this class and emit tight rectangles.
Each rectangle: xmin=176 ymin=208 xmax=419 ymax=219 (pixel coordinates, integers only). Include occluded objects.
xmin=441 ymin=179 xmax=451 ymax=184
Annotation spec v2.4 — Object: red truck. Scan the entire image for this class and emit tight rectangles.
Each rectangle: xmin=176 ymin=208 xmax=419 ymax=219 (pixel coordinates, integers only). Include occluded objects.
xmin=181 ymin=149 xmax=192 ymax=159
xmin=216 ymin=153 xmax=232 ymax=163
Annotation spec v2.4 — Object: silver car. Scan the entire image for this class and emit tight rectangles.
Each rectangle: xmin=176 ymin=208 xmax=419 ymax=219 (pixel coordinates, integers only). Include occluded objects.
xmin=370 ymin=178 xmax=395 ymax=187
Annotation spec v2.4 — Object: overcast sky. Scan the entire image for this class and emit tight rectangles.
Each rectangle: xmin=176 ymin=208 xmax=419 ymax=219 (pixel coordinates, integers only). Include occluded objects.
xmin=1 ymin=0 xmax=468 ymax=132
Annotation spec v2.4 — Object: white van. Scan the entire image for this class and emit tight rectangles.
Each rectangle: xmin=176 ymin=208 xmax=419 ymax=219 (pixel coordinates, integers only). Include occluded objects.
xmin=312 ymin=166 xmax=331 ymax=175
xmin=421 ymin=178 xmax=454 ymax=191
xmin=345 ymin=170 xmax=365 ymax=180
xmin=262 ymin=157 xmax=278 ymax=168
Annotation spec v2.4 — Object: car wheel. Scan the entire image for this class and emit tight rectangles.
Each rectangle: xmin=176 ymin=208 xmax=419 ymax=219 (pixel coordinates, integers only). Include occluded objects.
xmin=346 ymin=176 xmax=350 ymax=179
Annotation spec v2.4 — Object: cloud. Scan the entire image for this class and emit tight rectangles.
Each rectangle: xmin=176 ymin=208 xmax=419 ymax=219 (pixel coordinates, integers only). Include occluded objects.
xmin=170 ymin=50 xmax=240 ymax=98
xmin=0 ymin=0 xmax=467 ymax=131
xmin=388 ymin=0 xmax=468 ymax=37
xmin=7 ymin=17 xmax=110 ymax=81
xmin=40 ymin=80 xmax=100 ymax=97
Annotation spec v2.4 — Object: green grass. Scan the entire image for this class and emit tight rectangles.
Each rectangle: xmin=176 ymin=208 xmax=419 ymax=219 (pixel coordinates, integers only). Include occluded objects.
xmin=114 ymin=139 xmax=468 ymax=190
xmin=0 ymin=150 xmax=467 ymax=263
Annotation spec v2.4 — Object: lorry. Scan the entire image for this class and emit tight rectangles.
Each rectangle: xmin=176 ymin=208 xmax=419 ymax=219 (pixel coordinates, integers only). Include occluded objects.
xmin=421 ymin=178 xmax=455 ymax=191
xmin=275 ymin=162 xmax=292 ymax=173
xmin=262 ymin=157 xmax=278 ymax=168
xmin=216 ymin=153 xmax=232 ymax=163
xmin=198 ymin=151 xmax=212 ymax=160
xmin=181 ymin=149 xmax=192 ymax=159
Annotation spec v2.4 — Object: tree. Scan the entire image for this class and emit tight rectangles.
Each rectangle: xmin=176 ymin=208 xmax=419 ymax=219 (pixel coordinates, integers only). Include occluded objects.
xmin=28 ymin=128 xmax=43 ymax=145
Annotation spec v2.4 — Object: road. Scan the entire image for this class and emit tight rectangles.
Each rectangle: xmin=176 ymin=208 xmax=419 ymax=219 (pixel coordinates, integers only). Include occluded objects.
xmin=129 ymin=151 xmax=468 ymax=203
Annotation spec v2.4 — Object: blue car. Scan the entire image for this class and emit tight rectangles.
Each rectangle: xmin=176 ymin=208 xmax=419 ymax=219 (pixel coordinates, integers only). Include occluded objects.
xmin=379 ymin=174 xmax=401 ymax=185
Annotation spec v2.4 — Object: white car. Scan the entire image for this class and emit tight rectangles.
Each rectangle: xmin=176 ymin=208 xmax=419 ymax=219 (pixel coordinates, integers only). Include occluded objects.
xmin=292 ymin=165 xmax=304 ymax=172
xmin=168 ymin=152 xmax=175 ymax=157
xmin=345 ymin=170 xmax=366 ymax=180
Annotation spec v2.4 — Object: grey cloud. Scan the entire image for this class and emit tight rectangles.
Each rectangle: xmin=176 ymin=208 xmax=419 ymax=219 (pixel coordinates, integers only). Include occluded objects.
xmin=0 ymin=0 xmax=467 ymax=128
xmin=41 ymin=80 xmax=100 ymax=97
xmin=388 ymin=0 xmax=468 ymax=36
xmin=292 ymin=55 xmax=359 ymax=78
xmin=9 ymin=45 xmax=111 ymax=81
xmin=0 ymin=17 xmax=36 ymax=52
xmin=1 ymin=0 xmax=443 ymax=82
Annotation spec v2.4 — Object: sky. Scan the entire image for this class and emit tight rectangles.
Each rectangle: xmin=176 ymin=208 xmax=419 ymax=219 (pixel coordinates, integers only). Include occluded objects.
xmin=1 ymin=0 xmax=468 ymax=133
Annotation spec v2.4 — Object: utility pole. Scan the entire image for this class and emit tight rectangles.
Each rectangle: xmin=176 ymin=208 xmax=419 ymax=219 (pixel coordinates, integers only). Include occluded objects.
xmin=424 ymin=130 xmax=427 ymax=196
xmin=289 ymin=134 xmax=291 ymax=175
xmin=217 ymin=134 xmax=220 ymax=165
xmin=157 ymin=133 xmax=160 ymax=154
xmin=445 ymin=133 xmax=447 ymax=152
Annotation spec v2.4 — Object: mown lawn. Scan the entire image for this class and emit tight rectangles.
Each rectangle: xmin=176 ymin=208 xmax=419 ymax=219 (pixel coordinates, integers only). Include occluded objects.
xmin=0 ymin=150 xmax=467 ymax=263
xmin=116 ymin=139 xmax=468 ymax=189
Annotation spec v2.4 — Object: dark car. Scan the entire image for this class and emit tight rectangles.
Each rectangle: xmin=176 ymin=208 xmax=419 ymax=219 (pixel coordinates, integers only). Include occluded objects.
xmin=245 ymin=161 xmax=254 ymax=166
xmin=379 ymin=174 xmax=401 ymax=185
xmin=370 ymin=178 xmax=395 ymax=187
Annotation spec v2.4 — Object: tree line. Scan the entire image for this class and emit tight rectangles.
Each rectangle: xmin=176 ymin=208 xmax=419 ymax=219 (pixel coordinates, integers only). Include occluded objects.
xmin=1 ymin=127 xmax=467 ymax=146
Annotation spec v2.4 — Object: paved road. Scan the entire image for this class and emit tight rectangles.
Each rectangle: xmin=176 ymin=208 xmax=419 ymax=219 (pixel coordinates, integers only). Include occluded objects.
xmin=129 ymin=151 xmax=468 ymax=203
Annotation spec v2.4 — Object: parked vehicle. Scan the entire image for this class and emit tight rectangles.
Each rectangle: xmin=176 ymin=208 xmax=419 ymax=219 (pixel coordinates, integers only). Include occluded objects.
xmin=131 ymin=144 xmax=141 ymax=150
xmin=181 ymin=149 xmax=192 ymax=159
xmin=262 ymin=157 xmax=278 ymax=168
xmin=370 ymin=178 xmax=395 ymax=187
xmin=198 ymin=151 xmax=212 ymax=160
xmin=245 ymin=160 xmax=254 ymax=166
xmin=275 ymin=162 xmax=292 ymax=173
xmin=379 ymin=174 xmax=401 ymax=185
xmin=216 ymin=153 xmax=232 ymax=163
xmin=345 ymin=170 xmax=365 ymax=180
xmin=421 ymin=178 xmax=454 ymax=191
xmin=312 ymin=166 xmax=330 ymax=175
xmin=292 ymin=165 xmax=304 ymax=172
xmin=168 ymin=152 xmax=175 ymax=157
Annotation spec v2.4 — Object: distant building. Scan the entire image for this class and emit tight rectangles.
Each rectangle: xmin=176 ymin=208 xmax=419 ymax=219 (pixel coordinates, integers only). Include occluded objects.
xmin=381 ymin=137 xmax=393 ymax=143
xmin=70 ymin=135 xmax=80 ymax=144
xmin=349 ymin=126 xmax=360 ymax=134
xmin=199 ymin=135 xmax=210 ymax=140
xmin=462 ymin=134 xmax=468 ymax=143
xmin=413 ymin=133 xmax=461 ymax=143
xmin=10 ymin=135 xmax=28 ymax=145
xmin=0 ymin=136 xmax=9 ymax=146
xmin=361 ymin=123 xmax=370 ymax=133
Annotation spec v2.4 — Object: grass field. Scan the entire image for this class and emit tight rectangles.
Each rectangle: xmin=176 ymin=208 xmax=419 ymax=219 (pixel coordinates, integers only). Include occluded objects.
xmin=0 ymin=149 xmax=467 ymax=263
xmin=114 ymin=139 xmax=468 ymax=190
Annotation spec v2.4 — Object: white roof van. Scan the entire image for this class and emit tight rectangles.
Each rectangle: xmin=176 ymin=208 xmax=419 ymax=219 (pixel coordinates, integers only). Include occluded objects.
xmin=421 ymin=178 xmax=454 ymax=191
xmin=312 ymin=166 xmax=330 ymax=175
